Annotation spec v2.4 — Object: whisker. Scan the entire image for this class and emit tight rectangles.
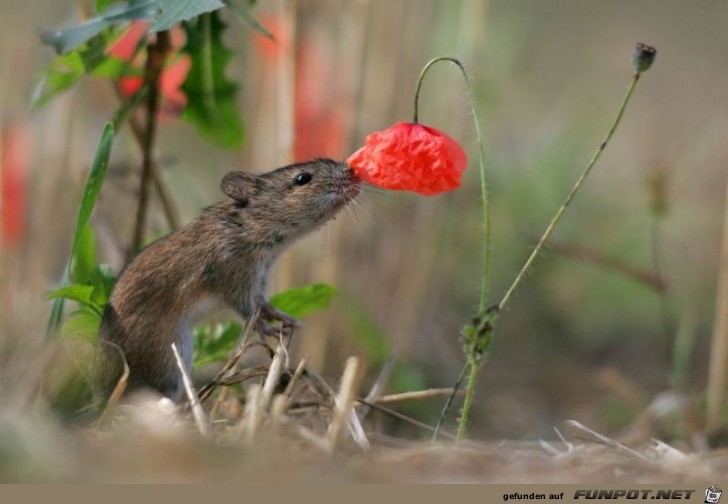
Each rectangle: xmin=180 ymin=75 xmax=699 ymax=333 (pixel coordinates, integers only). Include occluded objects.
xmin=348 ymin=197 xmax=375 ymax=226
xmin=346 ymin=203 xmax=370 ymax=248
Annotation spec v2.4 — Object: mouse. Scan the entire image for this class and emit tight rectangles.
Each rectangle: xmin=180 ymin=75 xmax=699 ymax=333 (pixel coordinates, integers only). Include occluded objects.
xmin=98 ymin=158 xmax=360 ymax=403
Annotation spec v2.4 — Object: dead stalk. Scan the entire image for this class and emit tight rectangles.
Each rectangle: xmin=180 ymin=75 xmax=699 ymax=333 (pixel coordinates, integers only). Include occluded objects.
xmin=283 ymin=356 xmax=310 ymax=397
xmin=327 ymin=357 xmax=362 ymax=452
xmin=706 ymin=168 xmax=728 ymax=432
xmin=171 ymin=343 xmax=210 ymax=436
xmin=374 ymin=388 xmax=462 ymax=405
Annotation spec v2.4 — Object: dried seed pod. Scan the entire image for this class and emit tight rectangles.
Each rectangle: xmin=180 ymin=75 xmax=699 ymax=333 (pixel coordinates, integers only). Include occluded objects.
xmin=631 ymin=43 xmax=657 ymax=74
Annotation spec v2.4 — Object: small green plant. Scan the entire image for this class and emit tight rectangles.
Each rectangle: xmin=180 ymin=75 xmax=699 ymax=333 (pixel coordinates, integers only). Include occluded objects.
xmin=45 ymin=123 xmax=115 ymax=340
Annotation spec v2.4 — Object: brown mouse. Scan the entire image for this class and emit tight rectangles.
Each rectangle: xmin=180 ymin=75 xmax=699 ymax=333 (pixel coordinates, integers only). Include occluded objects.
xmin=98 ymin=158 xmax=360 ymax=403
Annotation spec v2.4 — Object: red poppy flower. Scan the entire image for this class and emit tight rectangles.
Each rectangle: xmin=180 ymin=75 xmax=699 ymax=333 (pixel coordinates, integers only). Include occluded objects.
xmin=347 ymin=122 xmax=467 ymax=195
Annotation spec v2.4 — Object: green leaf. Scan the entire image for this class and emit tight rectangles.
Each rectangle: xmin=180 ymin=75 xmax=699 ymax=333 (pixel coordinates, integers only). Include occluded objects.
xmin=193 ymin=322 xmax=242 ymax=367
xmin=181 ymin=12 xmax=244 ymax=149
xmin=61 ymin=309 xmax=102 ymax=342
xmin=224 ymin=0 xmax=274 ymax=40
xmin=45 ymin=285 xmax=95 ymax=306
xmin=150 ymin=0 xmax=224 ymax=32
xmin=41 ymin=1 xmax=157 ymax=54
xmin=112 ymin=82 xmax=149 ymax=128
xmin=269 ymin=283 xmax=338 ymax=319
xmin=33 ymin=30 xmax=137 ymax=108
xmin=73 ymin=125 xmax=115 ymax=247
xmin=96 ymin=0 xmax=117 ymax=13
xmin=70 ymin=224 xmax=97 ymax=285
xmin=93 ymin=55 xmax=141 ymax=78
xmin=46 ymin=124 xmax=115 ymax=340
xmin=33 ymin=51 xmax=86 ymax=108
xmin=89 ymin=264 xmax=118 ymax=307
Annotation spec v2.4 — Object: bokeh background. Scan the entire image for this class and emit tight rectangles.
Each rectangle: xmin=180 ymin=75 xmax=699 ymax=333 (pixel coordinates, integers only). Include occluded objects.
xmin=2 ymin=0 xmax=728 ymax=445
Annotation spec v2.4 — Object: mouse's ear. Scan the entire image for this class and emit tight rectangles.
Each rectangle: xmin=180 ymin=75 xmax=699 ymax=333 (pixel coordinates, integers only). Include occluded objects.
xmin=221 ymin=171 xmax=256 ymax=205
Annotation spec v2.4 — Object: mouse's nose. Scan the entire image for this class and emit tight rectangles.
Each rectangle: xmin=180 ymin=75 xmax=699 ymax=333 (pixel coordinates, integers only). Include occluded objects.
xmin=343 ymin=163 xmax=359 ymax=179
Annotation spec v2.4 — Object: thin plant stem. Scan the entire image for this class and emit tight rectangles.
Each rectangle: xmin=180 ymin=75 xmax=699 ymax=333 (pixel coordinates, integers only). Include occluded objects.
xmin=413 ymin=57 xmax=491 ymax=312
xmin=431 ymin=361 xmax=468 ymax=442
xmin=130 ymin=31 xmax=170 ymax=260
xmin=112 ymin=82 xmax=181 ymax=232
xmin=498 ymin=73 xmax=642 ymax=312
xmin=457 ymin=357 xmax=480 ymax=440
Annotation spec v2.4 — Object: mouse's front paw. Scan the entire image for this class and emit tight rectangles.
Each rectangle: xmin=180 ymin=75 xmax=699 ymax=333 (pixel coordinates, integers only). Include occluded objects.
xmin=256 ymin=302 xmax=301 ymax=337
xmin=255 ymin=318 xmax=286 ymax=338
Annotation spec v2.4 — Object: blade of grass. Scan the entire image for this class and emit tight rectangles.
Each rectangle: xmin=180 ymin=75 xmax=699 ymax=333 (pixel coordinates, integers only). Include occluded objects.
xmin=45 ymin=123 xmax=115 ymax=340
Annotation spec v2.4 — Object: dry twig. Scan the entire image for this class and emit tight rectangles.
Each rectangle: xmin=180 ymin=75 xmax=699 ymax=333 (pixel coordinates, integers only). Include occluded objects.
xmin=172 ymin=343 xmax=210 ymax=436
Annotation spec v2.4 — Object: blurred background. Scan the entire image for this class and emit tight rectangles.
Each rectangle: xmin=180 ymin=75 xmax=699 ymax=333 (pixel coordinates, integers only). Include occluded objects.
xmin=1 ymin=0 xmax=728 ymax=444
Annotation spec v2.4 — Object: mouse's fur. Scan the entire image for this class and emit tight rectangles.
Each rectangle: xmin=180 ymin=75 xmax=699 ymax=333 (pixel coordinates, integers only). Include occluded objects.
xmin=98 ymin=159 xmax=360 ymax=402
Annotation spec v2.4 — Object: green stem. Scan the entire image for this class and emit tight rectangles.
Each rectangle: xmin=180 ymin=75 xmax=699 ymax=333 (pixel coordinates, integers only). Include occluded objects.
xmin=413 ymin=57 xmax=492 ymax=443
xmin=457 ymin=356 xmax=479 ymax=441
xmin=413 ymin=57 xmax=491 ymax=312
xmin=498 ymin=73 xmax=642 ymax=312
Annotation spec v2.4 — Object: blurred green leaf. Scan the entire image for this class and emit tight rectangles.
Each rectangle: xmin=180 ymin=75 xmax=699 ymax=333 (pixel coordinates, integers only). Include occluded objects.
xmin=194 ymin=322 xmax=243 ymax=367
xmin=46 ymin=124 xmax=115 ymax=339
xmin=270 ymin=283 xmax=338 ymax=319
xmin=73 ymin=125 xmax=114 ymax=246
xmin=33 ymin=51 xmax=86 ymax=108
xmin=224 ymin=0 xmax=274 ymax=40
xmin=45 ymin=285 xmax=95 ymax=306
xmin=41 ymin=1 xmax=157 ymax=54
xmin=181 ymin=12 xmax=244 ymax=149
xmin=344 ymin=299 xmax=429 ymax=415
xmin=89 ymin=264 xmax=118 ymax=307
xmin=70 ymin=225 xmax=97 ymax=285
xmin=94 ymin=55 xmax=142 ymax=78
xmin=34 ymin=31 xmax=137 ymax=108
xmin=62 ymin=308 xmax=102 ymax=342
xmin=346 ymin=302 xmax=390 ymax=364
xmin=390 ymin=365 xmax=427 ymax=394
xmin=150 ymin=0 xmax=224 ymax=32
xmin=96 ymin=0 xmax=117 ymax=13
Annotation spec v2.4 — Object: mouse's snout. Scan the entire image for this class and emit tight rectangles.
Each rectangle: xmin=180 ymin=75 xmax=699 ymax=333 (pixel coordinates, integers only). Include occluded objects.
xmin=340 ymin=162 xmax=358 ymax=181
xmin=341 ymin=163 xmax=361 ymax=196
xmin=325 ymin=162 xmax=360 ymax=207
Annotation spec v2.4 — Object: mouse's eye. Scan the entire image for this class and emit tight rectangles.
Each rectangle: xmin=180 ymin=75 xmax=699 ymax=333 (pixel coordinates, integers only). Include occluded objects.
xmin=294 ymin=172 xmax=312 ymax=186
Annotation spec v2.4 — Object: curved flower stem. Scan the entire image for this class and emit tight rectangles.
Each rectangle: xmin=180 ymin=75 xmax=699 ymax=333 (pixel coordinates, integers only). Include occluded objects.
xmin=413 ymin=57 xmax=492 ymax=443
xmin=498 ymin=72 xmax=642 ymax=312
xmin=413 ymin=57 xmax=491 ymax=312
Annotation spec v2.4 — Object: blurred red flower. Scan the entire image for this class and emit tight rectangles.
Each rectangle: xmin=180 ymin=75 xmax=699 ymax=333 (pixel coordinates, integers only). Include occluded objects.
xmin=347 ymin=122 xmax=467 ymax=195
xmin=109 ymin=21 xmax=190 ymax=117
xmin=1 ymin=124 xmax=28 ymax=249
xmin=251 ymin=14 xmax=346 ymax=162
